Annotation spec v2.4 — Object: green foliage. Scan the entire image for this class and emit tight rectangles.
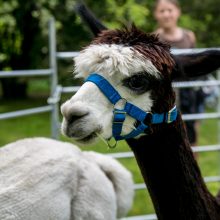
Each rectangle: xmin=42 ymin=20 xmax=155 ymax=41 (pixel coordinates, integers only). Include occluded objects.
xmin=0 ymin=0 xmax=219 ymax=64
xmin=0 ymin=0 xmax=220 ymax=98
xmin=0 ymin=1 xmax=20 ymax=65
xmin=180 ymin=0 xmax=220 ymax=47
xmin=100 ymin=0 xmax=150 ymax=28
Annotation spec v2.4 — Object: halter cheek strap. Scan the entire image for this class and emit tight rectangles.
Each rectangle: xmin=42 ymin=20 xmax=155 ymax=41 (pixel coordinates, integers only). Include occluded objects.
xmin=85 ymin=73 xmax=177 ymax=141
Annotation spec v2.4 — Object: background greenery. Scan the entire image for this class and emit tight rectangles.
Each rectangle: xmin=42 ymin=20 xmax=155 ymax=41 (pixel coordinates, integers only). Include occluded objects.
xmin=0 ymin=0 xmax=220 ymax=217
xmin=0 ymin=0 xmax=220 ymax=98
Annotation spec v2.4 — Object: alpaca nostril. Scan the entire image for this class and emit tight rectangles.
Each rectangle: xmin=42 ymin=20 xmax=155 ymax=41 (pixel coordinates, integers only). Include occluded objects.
xmin=67 ymin=112 xmax=89 ymax=125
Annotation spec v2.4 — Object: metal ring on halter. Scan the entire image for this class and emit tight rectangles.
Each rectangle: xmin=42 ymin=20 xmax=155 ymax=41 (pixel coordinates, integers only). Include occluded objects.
xmin=107 ymin=138 xmax=118 ymax=149
xmin=114 ymin=98 xmax=127 ymax=110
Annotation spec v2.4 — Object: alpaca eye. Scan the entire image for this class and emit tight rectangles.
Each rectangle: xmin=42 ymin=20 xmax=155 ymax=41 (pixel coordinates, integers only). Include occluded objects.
xmin=123 ymin=74 xmax=149 ymax=93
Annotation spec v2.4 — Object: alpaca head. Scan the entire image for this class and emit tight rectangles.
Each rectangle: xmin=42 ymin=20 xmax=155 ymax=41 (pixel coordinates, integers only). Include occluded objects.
xmin=61 ymin=4 xmax=220 ymax=144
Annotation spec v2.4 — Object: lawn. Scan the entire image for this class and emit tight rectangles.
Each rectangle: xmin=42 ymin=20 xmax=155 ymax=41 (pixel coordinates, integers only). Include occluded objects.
xmin=0 ymin=93 xmax=220 ymax=216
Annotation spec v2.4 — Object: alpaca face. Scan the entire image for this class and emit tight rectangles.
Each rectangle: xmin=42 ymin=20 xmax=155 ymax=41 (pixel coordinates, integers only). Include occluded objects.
xmin=61 ymin=28 xmax=176 ymax=143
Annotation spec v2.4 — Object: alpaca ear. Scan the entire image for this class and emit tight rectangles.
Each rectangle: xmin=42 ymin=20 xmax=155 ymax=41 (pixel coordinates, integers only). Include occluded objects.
xmin=75 ymin=2 xmax=108 ymax=37
xmin=171 ymin=50 xmax=220 ymax=80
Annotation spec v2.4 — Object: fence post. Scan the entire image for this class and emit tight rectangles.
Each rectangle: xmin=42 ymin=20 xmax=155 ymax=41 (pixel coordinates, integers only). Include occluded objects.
xmin=217 ymin=70 xmax=220 ymax=176
xmin=218 ymin=71 xmax=220 ymax=142
xmin=49 ymin=18 xmax=59 ymax=139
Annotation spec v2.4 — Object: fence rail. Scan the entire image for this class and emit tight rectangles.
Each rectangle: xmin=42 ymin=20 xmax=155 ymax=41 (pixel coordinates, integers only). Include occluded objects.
xmin=107 ymin=145 xmax=220 ymax=159
xmin=120 ymin=214 xmax=157 ymax=220
xmin=0 ymin=106 xmax=52 ymax=120
xmin=0 ymin=69 xmax=52 ymax=78
xmin=0 ymin=18 xmax=220 ymax=220
xmin=131 ymin=176 xmax=220 ymax=191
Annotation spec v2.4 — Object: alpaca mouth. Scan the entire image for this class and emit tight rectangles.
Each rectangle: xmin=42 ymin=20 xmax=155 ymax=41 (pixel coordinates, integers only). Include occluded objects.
xmin=74 ymin=132 xmax=98 ymax=143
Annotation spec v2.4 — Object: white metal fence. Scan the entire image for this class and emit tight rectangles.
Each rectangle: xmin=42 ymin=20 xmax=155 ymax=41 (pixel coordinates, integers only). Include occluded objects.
xmin=0 ymin=18 xmax=220 ymax=220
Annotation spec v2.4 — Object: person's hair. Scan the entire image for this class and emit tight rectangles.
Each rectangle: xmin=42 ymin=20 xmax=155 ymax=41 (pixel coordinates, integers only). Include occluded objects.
xmin=154 ymin=0 xmax=180 ymax=10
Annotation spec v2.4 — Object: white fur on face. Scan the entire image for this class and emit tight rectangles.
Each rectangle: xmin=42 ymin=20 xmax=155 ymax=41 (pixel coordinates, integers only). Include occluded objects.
xmin=74 ymin=44 xmax=161 ymax=78
xmin=61 ymin=43 xmax=159 ymax=143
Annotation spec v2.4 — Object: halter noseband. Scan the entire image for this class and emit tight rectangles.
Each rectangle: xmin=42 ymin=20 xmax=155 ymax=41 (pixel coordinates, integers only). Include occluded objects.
xmin=85 ymin=73 xmax=177 ymax=143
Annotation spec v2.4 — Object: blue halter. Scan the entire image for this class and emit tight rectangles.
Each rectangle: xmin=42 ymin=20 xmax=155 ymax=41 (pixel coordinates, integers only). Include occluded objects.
xmin=85 ymin=73 xmax=177 ymax=142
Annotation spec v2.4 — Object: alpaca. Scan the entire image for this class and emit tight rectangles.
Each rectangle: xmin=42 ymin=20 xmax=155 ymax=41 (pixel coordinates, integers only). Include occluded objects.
xmin=0 ymin=137 xmax=134 ymax=220
xmin=60 ymin=4 xmax=220 ymax=220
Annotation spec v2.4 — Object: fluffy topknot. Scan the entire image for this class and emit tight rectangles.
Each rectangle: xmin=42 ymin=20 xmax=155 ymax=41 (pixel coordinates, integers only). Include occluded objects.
xmin=92 ymin=25 xmax=175 ymax=75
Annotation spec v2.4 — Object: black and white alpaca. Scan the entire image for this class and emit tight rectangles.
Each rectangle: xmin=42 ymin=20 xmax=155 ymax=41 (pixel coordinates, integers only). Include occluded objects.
xmin=61 ymin=4 xmax=220 ymax=220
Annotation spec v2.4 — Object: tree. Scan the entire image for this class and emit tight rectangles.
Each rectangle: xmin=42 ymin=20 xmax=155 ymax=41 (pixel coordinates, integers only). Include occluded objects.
xmin=0 ymin=0 xmax=43 ymax=98
xmin=180 ymin=0 xmax=220 ymax=47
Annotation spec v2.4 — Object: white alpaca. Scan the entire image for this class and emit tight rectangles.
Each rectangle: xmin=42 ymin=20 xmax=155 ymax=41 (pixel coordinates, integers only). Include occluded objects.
xmin=0 ymin=137 xmax=134 ymax=220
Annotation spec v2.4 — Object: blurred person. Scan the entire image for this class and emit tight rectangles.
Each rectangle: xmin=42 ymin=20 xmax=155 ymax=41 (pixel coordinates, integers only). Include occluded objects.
xmin=153 ymin=0 xmax=206 ymax=150
xmin=153 ymin=0 xmax=196 ymax=48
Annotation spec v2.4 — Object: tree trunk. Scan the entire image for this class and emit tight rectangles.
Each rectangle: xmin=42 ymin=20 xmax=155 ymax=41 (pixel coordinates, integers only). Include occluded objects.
xmin=1 ymin=0 xmax=41 ymax=99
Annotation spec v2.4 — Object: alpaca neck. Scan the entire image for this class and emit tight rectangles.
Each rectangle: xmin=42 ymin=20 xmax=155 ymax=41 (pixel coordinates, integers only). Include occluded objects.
xmin=127 ymin=114 xmax=220 ymax=220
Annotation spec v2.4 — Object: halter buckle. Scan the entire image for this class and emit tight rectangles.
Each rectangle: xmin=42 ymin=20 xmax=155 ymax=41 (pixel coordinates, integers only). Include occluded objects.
xmin=114 ymin=98 xmax=127 ymax=110
xmin=113 ymin=110 xmax=126 ymax=123
xmin=167 ymin=106 xmax=176 ymax=123
xmin=167 ymin=111 xmax=172 ymax=123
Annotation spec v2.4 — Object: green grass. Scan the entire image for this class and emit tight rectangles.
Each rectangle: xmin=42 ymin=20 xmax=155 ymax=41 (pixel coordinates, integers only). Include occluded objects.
xmin=0 ymin=97 xmax=220 ymax=216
